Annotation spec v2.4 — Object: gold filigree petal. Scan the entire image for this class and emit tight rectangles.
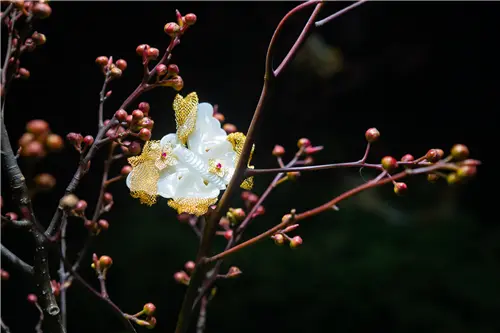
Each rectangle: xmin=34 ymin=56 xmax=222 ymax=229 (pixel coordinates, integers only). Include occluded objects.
xmin=127 ymin=141 xmax=163 ymax=206
xmin=173 ymin=92 xmax=198 ymax=145
xmin=167 ymin=197 xmax=218 ymax=216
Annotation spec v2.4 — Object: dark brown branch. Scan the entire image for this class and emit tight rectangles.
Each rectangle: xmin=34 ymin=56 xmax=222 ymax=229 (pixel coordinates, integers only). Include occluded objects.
xmin=0 ymin=243 xmax=34 ymax=274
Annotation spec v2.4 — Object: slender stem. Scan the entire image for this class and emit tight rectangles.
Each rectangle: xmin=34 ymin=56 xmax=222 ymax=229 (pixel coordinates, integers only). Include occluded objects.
xmin=315 ymin=0 xmax=368 ymax=28
xmin=0 ymin=243 xmax=34 ymax=274
xmin=247 ymin=161 xmax=382 ymax=176
xmin=98 ymin=274 xmax=109 ymax=298
xmin=0 ymin=4 xmax=13 ymax=21
xmin=174 ymin=4 xmax=324 ymax=333
xmin=0 ymin=318 xmax=11 ymax=333
xmin=34 ymin=302 xmax=44 ymax=333
xmin=274 ymin=2 xmax=324 ymax=77
xmin=196 ymin=296 xmax=208 ymax=333
xmin=98 ymin=76 xmax=110 ymax=128
xmin=58 ymin=213 xmax=68 ymax=330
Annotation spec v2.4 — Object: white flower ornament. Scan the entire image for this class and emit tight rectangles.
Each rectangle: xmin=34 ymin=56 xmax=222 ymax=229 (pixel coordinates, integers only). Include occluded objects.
xmin=126 ymin=92 xmax=254 ymax=216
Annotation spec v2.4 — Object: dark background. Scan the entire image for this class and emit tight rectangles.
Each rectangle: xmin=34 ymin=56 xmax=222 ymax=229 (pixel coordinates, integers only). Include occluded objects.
xmin=1 ymin=2 xmax=496 ymax=333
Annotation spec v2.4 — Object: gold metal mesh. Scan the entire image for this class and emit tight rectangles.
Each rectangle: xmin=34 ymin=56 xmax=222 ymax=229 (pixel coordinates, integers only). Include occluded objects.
xmin=226 ymin=132 xmax=255 ymax=190
xmin=208 ymin=158 xmax=226 ymax=177
xmin=173 ymin=92 xmax=198 ymax=145
xmin=127 ymin=141 xmax=163 ymax=206
xmin=168 ymin=197 xmax=218 ymax=216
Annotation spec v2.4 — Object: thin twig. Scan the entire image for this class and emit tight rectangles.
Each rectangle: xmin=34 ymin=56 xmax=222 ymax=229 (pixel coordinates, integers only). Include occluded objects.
xmin=58 ymin=213 xmax=68 ymax=330
xmin=315 ymin=0 xmax=368 ymax=28
xmin=196 ymin=296 xmax=208 ymax=333
xmin=0 ymin=318 xmax=11 ymax=333
xmin=34 ymin=302 xmax=44 ymax=333
xmin=0 ymin=243 xmax=34 ymax=274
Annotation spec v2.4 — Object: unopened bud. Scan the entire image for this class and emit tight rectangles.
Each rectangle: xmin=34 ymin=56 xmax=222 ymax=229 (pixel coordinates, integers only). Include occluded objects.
xmin=46 ymin=134 xmax=64 ymax=151
xmin=381 ymin=156 xmax=398 ymax=172
xmin=456 ymin=165 xmax=477 ymax=179
xmin=289 ymin=236 xmax=303 ymax=249
xmin=425 ymin=149 xmax=443 ymax=163
xmin=226 ymin=266 xmax=242 ymax=278
xmin=447 ymin=173 xmax=459 ymax=185
xmin=32 ymin=2 xmax=51 ymax=19
xmin=34 ymin=173 xmax=56 ymax=190
xmin=32 ymin=32 xmax=47 ymax=45
xmin=223 ymin=229 xmax=233 ymax=240
xmin=95 ymin=56 xmax=109 ymax=67
xmin=74 ymin=200 xmax=87 ymax=213
xmin=27 ymin=294 xmax=38 ymax=303
xmin=184 ymin=261 xmax=195 ymax=273
xmin=115 ymin=109 xmax=128 ymax=121
xmin=98 ymin=255 xmax=113 ymax=269
xmin=22 ymin=141 xmax=45 ymax=157
xmin=223 ymin=123 xmax=237 ymax=134
xmin=297 ymin=138 xmax=311 ymax=149
xmin=83 ymin=135 xmax=94 ymax=146
xmin=156 ymin=64 xmax=168 ymax=76
xmin=272 ymin=145 xmax=285 ymax=157
xmin=393 ymin=182 xmax=408 ymax=196
xmin=171 ymin=75 xmax=184 ymax=91
xmin=164 ymin=22 xmax=181 ymax=37
xmin=136 ymin=44 xmax=150 ymax=56
xmin=272 ymin=233 xmax=285 ymax=245
xmin=174 ymin=271 xmax=190 ymax=285
xmin=451 ymin=144 xmax=469 ymax=161
xmin=109 ymin=66 xmax=122 ymax=79
xmin=365 ymin=127 xmax=380 ymax=143
xmin=304 ymin=145 xmax=324 ymax=155
xmin=26 ymin=119 xmax=49 ymax=136
xmin=213 ymin=113 xmax=225 ymax=122
xmin=142 ymin=303 xmax=156 ymax=316
xmin=18 ymin=68 xmax=30 ymax=79
xmin=184 ymin=13 xmax=197 ymax=26
xmin=138 ymin=102 xmax=150 ymax=115
xmin=0 ymin=269 xmax=9 ymax=280
xmin=286 ymin=171 xmax=300 ymax=181
xmin=400 ymin=154 xmax=414 ymax=163
xmin=146 ymin=48 xmax=160 ymax=61
xmin=167 ymin=64 xmax=179 ymax=75
xmin=121 ymin=165 xmax=132 ymax=175
xmin=115 ymin=59 xmax=127 ymax=71
xmin=138 ymin=128 xmax=152 ymax=141
xmin=60 ymin=194 xmax=79 ymax=209
xmin=427 ymin=173 xmax=439 ymax=183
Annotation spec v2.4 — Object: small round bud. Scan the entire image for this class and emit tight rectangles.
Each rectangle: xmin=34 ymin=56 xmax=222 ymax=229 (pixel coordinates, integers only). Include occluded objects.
xmin=164 ymin=22 xmax=181 ymax=37
xmin=365 ymin=128 xmax=380 ymax=143
xmin=219 ymin=217 xmax=230 ymax=229
xmin=95 ymin=56 xmax=109 ymax=67
xmin=146 ymin=317 xmax=157 ymax=329
xmin=297 ymin=138 xmax=311 ymax=149
xmin=272 ymin=233 xmax=285 ymax=246
xmin=241 ymin=191 xmax=251 ymax=201
xmin=167 ymin=64 xmax=179 ymax=75
xmin=174 ymin=271 xmax=189 ymax=284
xmin=132 ymin=109 xmax=144 ymax=120
xmin=83 ymin=135 xmax=94 ymax=146
xmin=125 ymin=115 xmax=134 ymax=125
xmin=115 ymin=109 xmax=128 ymax=121
xmin=451 ymin=144 xmax=469 ymax=161
xmin=146 ymin=48 xmax=160 ymax=60
xmin=32 ymin=2 xmax=51 ymax=19
xmin=34 ymin=173 xmax=56 ymax=190
xmin=393 ymin=182 xmax=408 ymax=196
xmin=98 ymin=219 xmax=109 ymax=230
xmin=19 ymin=133 xmax=35 ymax=147
xmin=26 ymin=119 xmax=49 ymax=136
xmin=138 ymin=128 xmax=152 ymax=141
xmin=74 ymin=200 xmax=87 ymax=213
xmin=127 ymin=141 xmax=142 ymax=155
xmin=171 ymin=76 xmax=184 ymax=91
xmin=246 ymin=193 xmax=259 ymax=206
xmin=98 ymin=255 xmax=113 ymax=269
xmin=121 ymin=165 xmax=132 ymax=175
xmin=289 ymin=236 xmax=303 ymax=249
xmin=138 ymin=117 xmax=154 ymax=130
xmin=60 ymin=194 xmax=79 ymax=209
xmin=18 ymin=68 xmax=30 ymax=79
xmin=32 ymin=32 xmax=46 ymax=45
xmin=1 ymin=269 xmax=9 ymax=280
xmin=213 ymin=113 xmax=225 ymax=122
xmin=425 ymin=149 xmax=442 ymax=163
xmin=272 ymin=145 xmax=285 ymax=157
xmin=223 ymin=123 xmax=237 ymax=134
xmin=427 ymin=173 xmax=439 ymax=183
xmin=136 ymin=44 xmax=150 ymax=56
xmin=115 ymin=59 xmax=127 ymax=71
xmin=231 ymin=208 xmax=246 ymax=221
xmin=84 ymin=220 xmax=95 ymax=231
xmin=184 ymin=13 xmax=197 ymax=26
xmin=156 ymin=64 xmax=168 ymax=76
xmin=138 ymin=102 xmax=150 ymax=115
xmin=226 ymin=266 xmax=242 ymax=278
xmin=22 ymin=141 xmax=45 ymax=157
xmin=381 ymin=156 xmax=398 ymax=172
xmin=223 ymin=229 xmax=233 ymax=240
xmin=286 ymin=171 xmax=300 ymax=181
xmin=400 ymin=154 xmax=414 ymax=163
xmin=447 ymin=173 xmax=459 ymax=185
xmin=46 ymin=134 xmax=64 ymax=151
xmin=103 ymin=192 xmax=113 ymax=203
xmin=143 ymin=303 xmax=156 ymax=316
xmin=281 ymin=214 xmax=293 ymax=224
xmin=109 ymin=66 xmax=122 ymax=79
xmin=456 ymin=165 xmax=477 ymax=179
xmin=184 ymin=261 xmax=195 ymax=273
xmin=27 ymin=294 xmax=38 ymax=303
xmin=5 ymin=212 xmax=18 ymax=220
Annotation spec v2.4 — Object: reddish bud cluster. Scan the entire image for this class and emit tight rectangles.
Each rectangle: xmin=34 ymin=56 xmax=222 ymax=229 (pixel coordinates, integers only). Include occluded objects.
xmin=19 ymin=120 xmax=64 ymax=158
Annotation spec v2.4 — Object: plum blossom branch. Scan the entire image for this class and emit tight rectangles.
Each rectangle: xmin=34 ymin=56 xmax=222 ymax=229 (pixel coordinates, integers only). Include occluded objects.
xmin=0 ymin=243 xmax=34 ymax=275
xmin=315 ymin=0 xmax=368 ymax=28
